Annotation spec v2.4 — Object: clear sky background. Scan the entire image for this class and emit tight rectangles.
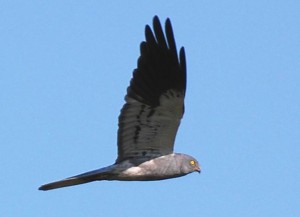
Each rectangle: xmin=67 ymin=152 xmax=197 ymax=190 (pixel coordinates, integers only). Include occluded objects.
xmin=1 ymin=1 xmax=299 ymax=216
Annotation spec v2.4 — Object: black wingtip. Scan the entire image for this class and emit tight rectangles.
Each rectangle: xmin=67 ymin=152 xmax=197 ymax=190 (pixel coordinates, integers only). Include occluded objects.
xmin=153 ymin=16 xmax=160 ymax=28
xmin=165 ymin=17 xmax=171 ymax=27
xmin=126 ymin=15 xmax=186 ymax=106
xmin=153 ymin=15 xmax=159 ymax=23
xmin=179 ymin=47 xmax=186 ymax=92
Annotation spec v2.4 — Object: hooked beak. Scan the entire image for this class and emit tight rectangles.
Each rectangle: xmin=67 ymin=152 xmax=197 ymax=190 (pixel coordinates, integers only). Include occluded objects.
xmin=195 ymin=165 xmax=201 ymax=173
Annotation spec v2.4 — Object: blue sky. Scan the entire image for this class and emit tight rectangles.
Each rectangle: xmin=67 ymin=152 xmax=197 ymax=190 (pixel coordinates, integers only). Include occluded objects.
xmin=1 ymin=1 xmax=299 ymax=216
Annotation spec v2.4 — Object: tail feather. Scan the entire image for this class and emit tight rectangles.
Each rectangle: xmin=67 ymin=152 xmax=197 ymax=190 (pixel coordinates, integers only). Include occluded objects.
xmin=39 ymin=168 xmax=112 ymax=191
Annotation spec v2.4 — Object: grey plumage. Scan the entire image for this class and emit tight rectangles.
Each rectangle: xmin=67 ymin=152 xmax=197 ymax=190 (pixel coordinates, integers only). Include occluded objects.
xmin=39 ymin=16 xmax=200 ymax=191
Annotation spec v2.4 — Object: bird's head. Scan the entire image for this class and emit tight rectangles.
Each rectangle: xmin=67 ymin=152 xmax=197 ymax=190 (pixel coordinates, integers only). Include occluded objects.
xmin=177 ymin=154 xmax=201 ymax=174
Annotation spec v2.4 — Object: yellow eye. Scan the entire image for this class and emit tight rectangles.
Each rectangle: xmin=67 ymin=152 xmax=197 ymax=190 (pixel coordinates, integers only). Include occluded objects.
xmin=190 ymin=160 xmax=195 ymax=166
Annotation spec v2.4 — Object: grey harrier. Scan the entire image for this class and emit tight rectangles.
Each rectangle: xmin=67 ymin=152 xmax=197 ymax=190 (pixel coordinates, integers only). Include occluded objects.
xmin=39 ymin=16 xmax=200 ymax=191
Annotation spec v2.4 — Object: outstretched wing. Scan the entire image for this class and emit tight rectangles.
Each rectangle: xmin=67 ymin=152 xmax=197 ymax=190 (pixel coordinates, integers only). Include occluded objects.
xmin=116 ymin=16 xmax=186 ymax=163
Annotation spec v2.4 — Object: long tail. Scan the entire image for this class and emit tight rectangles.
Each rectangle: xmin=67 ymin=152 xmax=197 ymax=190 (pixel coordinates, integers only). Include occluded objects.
xmin=39 ymin=168 xmax=112 ymax=191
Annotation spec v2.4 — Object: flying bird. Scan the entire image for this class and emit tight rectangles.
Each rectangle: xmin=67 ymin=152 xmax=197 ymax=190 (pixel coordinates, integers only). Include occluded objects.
xmin=39 ymin=16 xmax=200 ymax=191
